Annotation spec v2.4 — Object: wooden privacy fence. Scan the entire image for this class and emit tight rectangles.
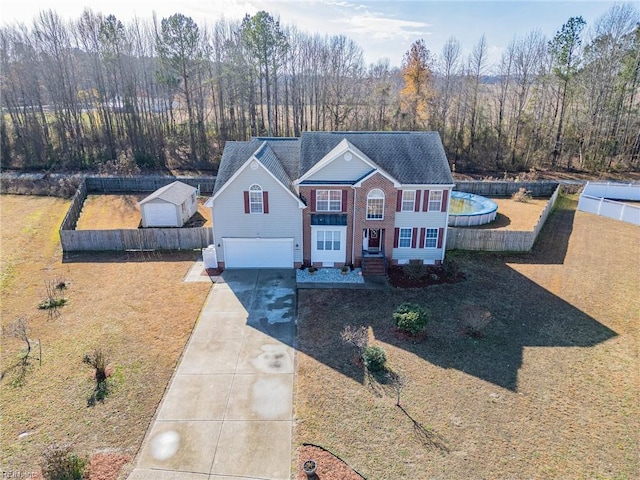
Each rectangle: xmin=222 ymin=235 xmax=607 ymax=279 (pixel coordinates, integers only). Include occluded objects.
xmin=85 ymin=175 xmax=216 ymax=194
xmin=59 ymin=176 xmax=215 ymax=252
xmin=447 ymin=185 xmax=560 ymax=252
xmin=454 ymin=180 xmax=559 ymax=197
xmin=578 ymin=182 xmax=640 ymax=226
xmin=60 ymin=227 xmax=213 ymax=252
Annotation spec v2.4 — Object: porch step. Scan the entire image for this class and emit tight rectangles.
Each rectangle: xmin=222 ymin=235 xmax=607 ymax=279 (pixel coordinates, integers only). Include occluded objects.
xmin=362 ymin=258 xmax=386 ymax=276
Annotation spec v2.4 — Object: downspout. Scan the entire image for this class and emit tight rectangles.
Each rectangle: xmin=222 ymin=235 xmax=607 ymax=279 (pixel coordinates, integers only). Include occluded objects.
xmin=351 ymin=186 xmax=357 ymax=265
xmin=442 ymin=186 xmax=453 ymax=262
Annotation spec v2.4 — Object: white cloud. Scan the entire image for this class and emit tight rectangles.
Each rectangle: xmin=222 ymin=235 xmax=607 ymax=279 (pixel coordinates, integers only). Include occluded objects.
xmin=336 ymin=13 xmax=431 ymax=41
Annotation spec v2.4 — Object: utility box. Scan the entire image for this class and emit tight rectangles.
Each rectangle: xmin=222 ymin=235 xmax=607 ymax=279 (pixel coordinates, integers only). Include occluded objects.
xmin=203 ymin=245 xmax=218 ymax=269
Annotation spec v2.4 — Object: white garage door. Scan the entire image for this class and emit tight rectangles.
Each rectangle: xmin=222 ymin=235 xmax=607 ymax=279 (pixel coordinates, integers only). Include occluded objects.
xmin=143 ymin=203 xmax=177 ymax=227
xmin=223 ymin=238 xmax=294 ymax=268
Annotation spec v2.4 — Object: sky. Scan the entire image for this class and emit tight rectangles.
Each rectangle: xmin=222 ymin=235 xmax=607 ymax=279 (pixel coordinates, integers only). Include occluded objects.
xmin=0 ymin=0 xmax=627 ymax=68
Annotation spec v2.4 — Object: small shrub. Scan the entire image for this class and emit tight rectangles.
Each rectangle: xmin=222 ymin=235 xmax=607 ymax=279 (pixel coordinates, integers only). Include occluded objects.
xmin=40 ymin=443 xmax=88 ymax=480
xmin=340 ymin=325 xmax=368 ymax=355
xmin=442 ymin=258 xmax=463 ymax=282
xmin=362 ymin=345 xmax=387 ymax=372
xmin=307 ymin=266 xmax=317 ymax=274
xmin=393 ymin=303 xmax=431 ymax=336
xmin=83 ymin=348 xmax=109 ymax=383
xmin=83 ymin=348 xmax=110 ymax=404
xmin=403 ymin=259 xmax=426 ymax=281
xmin=512 ymin=187 xmax=533 ymax=203
xmin=459 ymin=305 xmax=493 ymax=338
xmin=38 ymin=298 xmax=68 ymax=310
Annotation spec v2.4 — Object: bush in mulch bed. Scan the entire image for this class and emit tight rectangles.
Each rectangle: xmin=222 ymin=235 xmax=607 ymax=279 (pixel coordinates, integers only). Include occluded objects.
xmin=387 ymin=258 xmax=466 ymax=289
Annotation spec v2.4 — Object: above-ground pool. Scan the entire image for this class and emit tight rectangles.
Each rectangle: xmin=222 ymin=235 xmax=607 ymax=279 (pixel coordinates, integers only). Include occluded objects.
xmin=448 ymin=191 xmax=498 ymax=226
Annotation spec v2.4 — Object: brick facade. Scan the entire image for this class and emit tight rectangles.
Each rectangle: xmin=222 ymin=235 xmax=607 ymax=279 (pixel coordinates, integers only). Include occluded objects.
xmin=299 ymin=185 xmax=354 ymax=267
xmin=353 ymin=174 xmax=398 ymax=266
xmin=300 ymin=173 xmax=399 ymax=267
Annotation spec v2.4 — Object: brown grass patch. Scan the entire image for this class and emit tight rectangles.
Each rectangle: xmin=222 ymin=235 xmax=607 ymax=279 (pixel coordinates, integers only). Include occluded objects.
xmin=1 ymin=195 xmax=211 ymax=471
xmin=294 ymin=195 xmax=639 ymax=479
xmin=75 ymin=194 xmax=212 ymax=230
xmin=462 ymin=196 xmax=548 ymax=231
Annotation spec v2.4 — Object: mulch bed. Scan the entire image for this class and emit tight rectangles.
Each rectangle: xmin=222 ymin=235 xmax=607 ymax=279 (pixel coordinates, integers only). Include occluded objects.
xmin=31 ymin=453 xmax=131 ymax=480
xmin=386 ymin=265 xmax=465 ymax=288
xmin=296 ymin=444 xmax=365 ymax=480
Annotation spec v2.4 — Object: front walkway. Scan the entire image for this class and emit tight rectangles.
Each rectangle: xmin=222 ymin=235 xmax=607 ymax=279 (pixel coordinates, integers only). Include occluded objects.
xmin=128 ymin=269 xmax=296 ymax=480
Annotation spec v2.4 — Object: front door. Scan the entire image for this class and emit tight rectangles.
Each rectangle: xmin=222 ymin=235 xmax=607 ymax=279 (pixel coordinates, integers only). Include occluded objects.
xmin=368 ymin=229 xmax=381 ymax=251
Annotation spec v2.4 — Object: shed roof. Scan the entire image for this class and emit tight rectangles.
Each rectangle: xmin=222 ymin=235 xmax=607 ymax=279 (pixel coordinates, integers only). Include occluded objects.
xmin=139 ymin=181 xmax=196 ymax=206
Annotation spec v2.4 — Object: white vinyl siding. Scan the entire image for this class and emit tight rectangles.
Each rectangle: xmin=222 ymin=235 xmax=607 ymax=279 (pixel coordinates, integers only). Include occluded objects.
xmin=212 ymin=164 xmax=302 ymax=264
xmin=398 ymin=228 xmax=412 ymax=248
xmin=316 ymin=190 xmax=342 ymax=212
xmin=401 ymin=190 xmax=415 ymax=212
xmin=305 ymin=152 xmax=372 ymax=182
xmin=424 ymin=228 xmax=438 ymax=248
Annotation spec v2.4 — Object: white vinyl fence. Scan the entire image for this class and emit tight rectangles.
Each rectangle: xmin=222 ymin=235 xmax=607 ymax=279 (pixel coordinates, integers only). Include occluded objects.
xmin=578 ymin=182 xmax=640 ymax=226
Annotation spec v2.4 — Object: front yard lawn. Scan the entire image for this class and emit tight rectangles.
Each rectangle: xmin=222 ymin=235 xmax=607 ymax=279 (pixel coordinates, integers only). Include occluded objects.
xmin=1 ymin=195 xmax=211 ymax=474
xmin=295 ymin=195 xmax=639 ymax=479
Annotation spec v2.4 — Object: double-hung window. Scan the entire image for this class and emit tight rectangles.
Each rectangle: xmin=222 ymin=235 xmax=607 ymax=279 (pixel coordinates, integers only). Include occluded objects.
xmin=424 ymin=228 xmax=438 ymax=248
xmin=398 ymin=228 xmax=412 ymax=248
xmin=428 ymin=190 xmax=443 ymax=211
xmin=401 ymin=190 xmax=415 ymax=212
xmin=316 ymin=190 xmax=342 ymax=212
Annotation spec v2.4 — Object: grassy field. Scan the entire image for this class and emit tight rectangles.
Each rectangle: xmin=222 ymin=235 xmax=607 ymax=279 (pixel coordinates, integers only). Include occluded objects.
xmin=295 ymin=195 xmax=639 ymax=479
xmin=0 ymin=195 xmax=211 ymax=472
xmin=76 ymin=194 xmax=212 ymax=230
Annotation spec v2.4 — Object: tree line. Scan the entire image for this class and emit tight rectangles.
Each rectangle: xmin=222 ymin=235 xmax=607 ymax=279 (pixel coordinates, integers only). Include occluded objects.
xmin=1 ymin=4 xmax=638 ymax=174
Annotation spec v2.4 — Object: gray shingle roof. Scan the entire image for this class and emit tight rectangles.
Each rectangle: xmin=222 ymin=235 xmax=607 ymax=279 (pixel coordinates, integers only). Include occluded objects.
xmin=300 ymin=131 xmax=453 ymax=185
xmin=139 ymin=181 xmax=196 ymax=205
xmin=213 ymin=132 xmax=453 ymax=197
xmin=213 ymin=138 xmax=300 ymax=196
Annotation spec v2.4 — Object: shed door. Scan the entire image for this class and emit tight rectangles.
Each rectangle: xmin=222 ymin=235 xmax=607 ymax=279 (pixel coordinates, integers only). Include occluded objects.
xmin=223 ymin=238 xmax=294 ymax=268
xmin=143 ymin=203 xmax=178 ymax=227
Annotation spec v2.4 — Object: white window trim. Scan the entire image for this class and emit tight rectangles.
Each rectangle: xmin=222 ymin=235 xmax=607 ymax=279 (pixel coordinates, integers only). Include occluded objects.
xmin=316 ymin=189 xmax=342 ymax=212
xmin=424 ymin=228 xmax=438 ymax=249
xmin=399 ymin=227 xmax=412 ymax=248
xmin=367 ymin=189 xmax=385 ymax=220
xmin=428 ymin=190 xmax=443 ymax=212
xmin=249 ymin=184 xmax=263 ymax=214
xmin=401 ymin=190 xmax=415 ymax=212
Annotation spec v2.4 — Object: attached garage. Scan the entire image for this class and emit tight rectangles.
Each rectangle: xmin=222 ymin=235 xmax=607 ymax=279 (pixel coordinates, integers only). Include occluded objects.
xmin=223 ymin=238 xmax=294 ymax=268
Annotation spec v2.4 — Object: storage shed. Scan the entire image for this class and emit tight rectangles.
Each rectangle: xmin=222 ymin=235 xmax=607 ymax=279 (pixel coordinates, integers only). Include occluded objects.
xmin=139 ymin=181 xmax=198 ymax=227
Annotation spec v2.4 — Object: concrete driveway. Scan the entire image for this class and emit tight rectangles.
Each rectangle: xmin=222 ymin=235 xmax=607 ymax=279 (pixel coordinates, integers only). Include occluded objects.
xmin=128 ymin=269 xmax=296 ymax=480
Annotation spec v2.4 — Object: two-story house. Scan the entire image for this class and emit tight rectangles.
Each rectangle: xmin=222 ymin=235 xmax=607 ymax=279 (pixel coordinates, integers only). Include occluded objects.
xmin=207 ymin=131 xmax=454 ymax=274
